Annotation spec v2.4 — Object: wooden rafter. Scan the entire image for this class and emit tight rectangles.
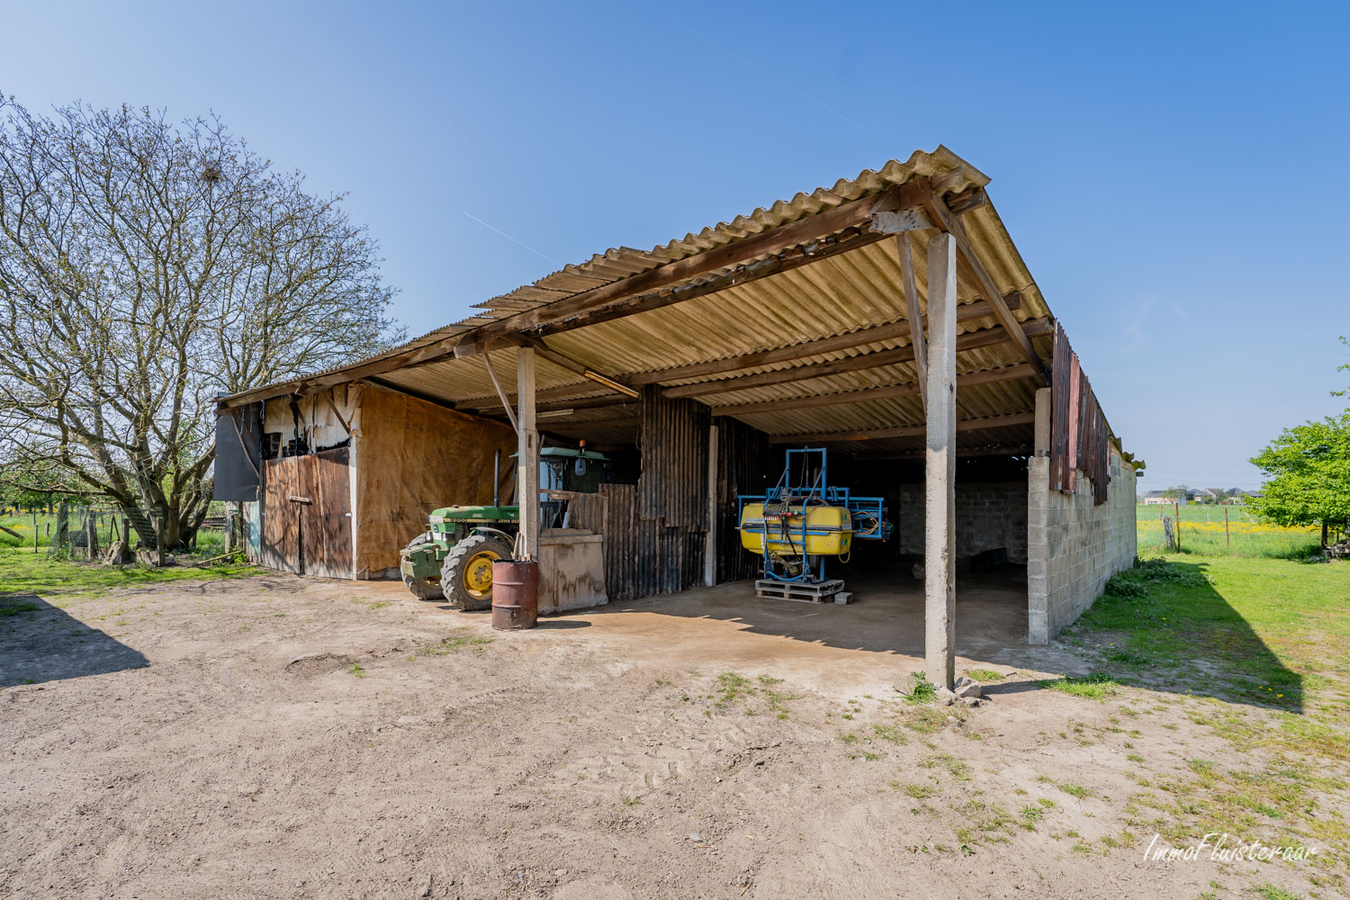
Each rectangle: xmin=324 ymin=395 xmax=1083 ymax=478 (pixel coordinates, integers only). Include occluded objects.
xmin=517 ymin=336 xmax=639 ymax=399
xmin=766 ymin=412 xmax=1036 ymax=445
xmin=896 ymin=233 xmax=927 ymax=411
xmin=469 ymin=393 xmax=631 ymax=416
xmin=923 ymin=196 xmax=1050 ymax=381
xmin=838 ymin=444 xmax=1034 ymax=460
xmin=625 ymin=295 xmax=1020 ymax=387
xmin=709 ymin=363 xmax=1037 ymax=418
xmin=663 ymin=319 xmax=1052 ymax=400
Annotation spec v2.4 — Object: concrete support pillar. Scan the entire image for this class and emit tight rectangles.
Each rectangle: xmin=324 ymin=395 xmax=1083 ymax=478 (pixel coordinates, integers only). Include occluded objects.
xmin=517 ymin=348 xmax=540 ymax=561
xmin=923 ymin=232 xmax=957 ymax=689
xmin=1027 ymin=387 xmax=1053 ymax=644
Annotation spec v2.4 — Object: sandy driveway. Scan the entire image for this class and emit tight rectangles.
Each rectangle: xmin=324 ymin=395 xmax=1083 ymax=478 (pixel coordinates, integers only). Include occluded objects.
xmin=0 ymin=572 xmax=1331 ymax=899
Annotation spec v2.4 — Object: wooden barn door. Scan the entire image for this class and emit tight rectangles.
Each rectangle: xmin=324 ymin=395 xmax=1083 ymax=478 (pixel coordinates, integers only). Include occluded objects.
xmin=261 ymin=449 xmax=352 ymax=578
xmin=304 ymin=447 xmax=352 ymax=579
xmin=261 ymin=456 xmax=306 ymax=574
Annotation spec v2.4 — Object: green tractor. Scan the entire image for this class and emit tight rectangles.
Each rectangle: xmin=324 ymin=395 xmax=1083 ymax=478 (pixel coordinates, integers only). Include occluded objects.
xmin=399 ymin=446 xmax=608 ymax=608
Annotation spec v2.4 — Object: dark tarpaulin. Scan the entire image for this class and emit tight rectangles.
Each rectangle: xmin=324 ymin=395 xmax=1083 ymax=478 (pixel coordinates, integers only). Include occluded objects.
xmin=214 ymin=403 xmax=263 ymax=501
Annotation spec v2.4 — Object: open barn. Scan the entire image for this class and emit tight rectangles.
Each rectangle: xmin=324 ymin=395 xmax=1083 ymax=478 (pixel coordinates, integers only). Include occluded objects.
xmin=215 ymin=147 xmax=1140 ymax=675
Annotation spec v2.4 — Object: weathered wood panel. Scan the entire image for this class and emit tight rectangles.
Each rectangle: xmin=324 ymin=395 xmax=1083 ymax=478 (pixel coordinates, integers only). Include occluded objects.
xmin=306 ymin=447 xmax=352 ymax=579
xmin=261 ymin=448 xmax=352 ymax=578
xmin=354 ymin=385 xmax=517 ymax=578
xmin=260 ymin=456 xmax=307 ymax=574
xmin=569 ymin=483 xmax=639 ymax=601
xmin=1050 ymin=324 xmax=1110 ymax=504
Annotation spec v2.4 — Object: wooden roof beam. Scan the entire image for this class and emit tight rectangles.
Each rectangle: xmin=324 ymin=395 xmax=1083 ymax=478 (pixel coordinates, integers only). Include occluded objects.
xmin=626 ymin=295 xmax=1020 ymax=387
xmin=922 ymin=196 xmax=1050 ymax=382
xmin=470 ymin=393 xmax=632 ymax=416
xmin=710 ymin=363 xmax=1037 ymax=418
xmin=664 ymin=318 xmax=1051 ymax=400
xmin=516 ymin=336 xmax=640 ymax=399
xmin=838 ymin=444 xmax=1034 ymax=460
xmin=767 ymin=412 xmax=1035 ymax=445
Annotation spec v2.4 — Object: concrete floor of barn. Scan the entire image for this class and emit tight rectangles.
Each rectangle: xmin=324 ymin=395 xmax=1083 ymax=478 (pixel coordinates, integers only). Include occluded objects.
xmin=519 ymin=564 xmax=1051 ymax=697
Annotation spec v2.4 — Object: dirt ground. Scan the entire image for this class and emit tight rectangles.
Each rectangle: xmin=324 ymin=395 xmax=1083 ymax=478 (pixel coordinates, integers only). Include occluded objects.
xmin=0 ymin=570 xmax=1333 ymax=899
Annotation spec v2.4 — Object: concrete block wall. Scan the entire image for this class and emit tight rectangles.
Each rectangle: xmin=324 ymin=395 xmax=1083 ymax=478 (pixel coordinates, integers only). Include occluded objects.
xmin=894 ymin=481 xmax=1028 ymax=564
xmin=1027 ymin=452 xmax=1137 ymax=644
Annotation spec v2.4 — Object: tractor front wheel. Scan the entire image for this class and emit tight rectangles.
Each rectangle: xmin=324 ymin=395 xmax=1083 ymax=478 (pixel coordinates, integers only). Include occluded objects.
xmin=441 ymin=533 xmax=514 ymax=611
xmin=402 ymin=533 xmax=445 ymax=601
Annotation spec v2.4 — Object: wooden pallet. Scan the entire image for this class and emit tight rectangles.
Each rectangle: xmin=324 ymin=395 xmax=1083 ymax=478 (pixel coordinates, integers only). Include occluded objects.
xmin=754 ymin=578 xmax=848 ymax=604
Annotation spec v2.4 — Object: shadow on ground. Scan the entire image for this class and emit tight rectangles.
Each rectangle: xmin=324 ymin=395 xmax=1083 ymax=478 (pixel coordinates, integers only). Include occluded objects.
xmin=0 ymin=593 xmax=148 ymax=688
xmin=1067 ymin=559 xmax=1306 ymax=713
xmin=554 ymin=559 xmax=1305 ymax=712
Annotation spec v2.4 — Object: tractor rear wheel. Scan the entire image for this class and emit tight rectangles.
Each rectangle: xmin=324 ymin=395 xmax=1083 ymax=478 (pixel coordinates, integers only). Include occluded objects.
xmin=401 ymin=533 xmax=445 ymax=601
xmin=441 ymin=532 xmax=514 ymax=611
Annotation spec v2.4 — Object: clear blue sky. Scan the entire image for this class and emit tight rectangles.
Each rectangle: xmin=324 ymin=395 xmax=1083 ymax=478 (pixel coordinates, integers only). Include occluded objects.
xmin=6 ymin=1 xmax=1347 ymax=489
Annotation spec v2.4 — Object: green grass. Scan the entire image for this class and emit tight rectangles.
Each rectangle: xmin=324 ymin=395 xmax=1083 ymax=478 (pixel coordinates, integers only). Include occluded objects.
xmin=1064 ymin=554 xmax=1350 ymax=883
xmin=415 ymin=630 xmax=493 ymax=656
xmin=0 ymin=597 xmax=41 ymax=616
xmin=1037 ymin=672 xmax=1121 ymax=700
xmin=1255 ymin=884 xmax=1302 ymax=900
xmin=965 ymin=668 xmax=1006 ymax=683
xmin=1069 ymin=556 xmax=1350 ymax=722
xmin=0 ymin=547 xmax=255 ymax=600
xmin=0 ymin=511 xmax=231 ymax=556
xmin=1135 ymin=504 xmax=1323 ymax=559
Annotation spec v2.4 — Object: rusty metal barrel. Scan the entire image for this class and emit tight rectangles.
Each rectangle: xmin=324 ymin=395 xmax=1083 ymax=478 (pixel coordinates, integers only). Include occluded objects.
xmin=491 ymin=559 xmax=539 ymax=630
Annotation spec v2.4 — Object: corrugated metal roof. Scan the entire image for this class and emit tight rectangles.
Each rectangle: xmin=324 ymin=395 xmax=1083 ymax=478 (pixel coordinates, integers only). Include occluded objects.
xmin=223 ymin=147 xmax=1082 ymax=455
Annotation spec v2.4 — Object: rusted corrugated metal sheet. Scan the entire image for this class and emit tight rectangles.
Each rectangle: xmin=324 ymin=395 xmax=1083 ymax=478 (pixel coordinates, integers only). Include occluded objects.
xmin=638 ymin=388 xmax=709 ymax=529
xmin=568 ymin=478 xmax=704 ymax=602
xmin=716 ymin=419 xmax=771 ymax=583
xmin=1050 ymin=324 xmax=1110 ymax=504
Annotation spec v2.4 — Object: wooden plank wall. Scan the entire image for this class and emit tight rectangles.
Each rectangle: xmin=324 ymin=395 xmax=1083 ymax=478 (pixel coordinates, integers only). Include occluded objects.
xmin=354 ymin=385 xmax=517 ymax=577
xmin=306 ymin=447 xmax=353 ymax=579
xmin=1050 ymin=324 xmax=1111 ymax=504
xmin=260 ymin=447 xmax=353 ymax=577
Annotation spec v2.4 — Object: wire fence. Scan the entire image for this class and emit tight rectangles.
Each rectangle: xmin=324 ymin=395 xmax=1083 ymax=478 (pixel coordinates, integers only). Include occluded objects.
xmin=1136 ymin=503 xmax=1334 ymax=559
xmin=0 ymin=504 xmax=231 ymax=562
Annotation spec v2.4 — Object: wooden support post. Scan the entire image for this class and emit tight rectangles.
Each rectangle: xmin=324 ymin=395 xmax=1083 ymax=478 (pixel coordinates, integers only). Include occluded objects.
xmin=484 ymin=353 xmax=519 ymax=433
xmin=896 ymin=234 xmax=927 ymax=411
xmin=924 ymin=231 xmax=958 ymax=691
xmin=704 ymin=423 xmax=719 ymax=587
xmin=517 ymin=347 xmax=540 ymax=561
xmin=1034 ymin=387 xmax=1052 ymax=456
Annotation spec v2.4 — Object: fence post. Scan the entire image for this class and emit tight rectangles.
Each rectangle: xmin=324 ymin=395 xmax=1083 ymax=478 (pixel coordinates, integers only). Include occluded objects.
xmin=1226 ymin=507 xmax=1230 ymax=548
xmin=85 ymin=513 xmax=99 ymax=560
xmin=52 ymin=501 xmax=69 ymax=557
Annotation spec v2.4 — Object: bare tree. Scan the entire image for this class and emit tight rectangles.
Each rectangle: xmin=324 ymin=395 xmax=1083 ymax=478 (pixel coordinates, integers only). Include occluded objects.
xmin=0 ymin=95 xmax=403 ymax=548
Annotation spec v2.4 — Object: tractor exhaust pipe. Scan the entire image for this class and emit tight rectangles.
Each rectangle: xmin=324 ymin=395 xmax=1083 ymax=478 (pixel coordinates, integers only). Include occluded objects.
xmin=493 ymin=449 xmax=501 ymax=507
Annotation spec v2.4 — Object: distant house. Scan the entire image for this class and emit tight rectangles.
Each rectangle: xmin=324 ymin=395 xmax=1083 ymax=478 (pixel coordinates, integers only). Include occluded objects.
xmin=1143 ymin=491 xmax=1177 ymax=506
xmin=1191 ymin=488 xmax=1218 ymax=504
